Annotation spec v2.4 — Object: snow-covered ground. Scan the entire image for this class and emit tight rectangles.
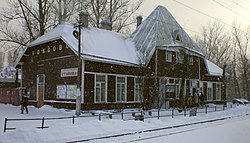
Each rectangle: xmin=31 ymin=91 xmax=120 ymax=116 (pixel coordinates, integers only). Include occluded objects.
xmin=0 ymin=103 xmax=250 ymax=143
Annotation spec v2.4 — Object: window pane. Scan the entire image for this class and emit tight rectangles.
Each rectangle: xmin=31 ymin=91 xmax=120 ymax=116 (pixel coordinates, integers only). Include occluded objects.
xmin=117 ymin=77 xmax=125 ymax=82
xmin=117 ymin=85 xmax=121 ymax=101
xmin=96 ymin=75 xmax=105 ymax=81
xmin=95 ymin=75 xmax=106 ymax=103
xmin=169 ymin=79 xmax=174 ymax=84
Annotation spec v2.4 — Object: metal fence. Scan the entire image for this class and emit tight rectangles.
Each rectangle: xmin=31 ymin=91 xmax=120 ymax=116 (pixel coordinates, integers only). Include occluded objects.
xmin=3 ymin=104 xmax=235 ymax=133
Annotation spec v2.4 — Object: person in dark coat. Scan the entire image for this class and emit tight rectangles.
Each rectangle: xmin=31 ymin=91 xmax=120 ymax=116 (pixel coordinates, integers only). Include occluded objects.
xmin=21 ymin=89 xmax=29 ymax=114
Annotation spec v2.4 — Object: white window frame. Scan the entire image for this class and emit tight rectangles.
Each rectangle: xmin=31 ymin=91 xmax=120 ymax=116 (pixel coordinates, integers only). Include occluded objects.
xmin=175 ymin=79 xmax=181 ymax=99
xmin=165 ymin=50 xmax=172 ymax=62
xmin=164 ymin=78 xmax=181 ymax=99
xmin=116 ymin=76 xmax=127 ymax=102
xmin=134 ymin=77 xmax=143 ymax=102
xmin=216 ymin=83 xmax=221 ymax=101
xmin=189 ymin=55 xmax=193 ymax=65
xmin=94 ymin=74 xmax=107 ymax=103
xmin=190 ymin=79 xmax=198 ymax=96
xmin=207 ymin=82 xmax=213 ymax=101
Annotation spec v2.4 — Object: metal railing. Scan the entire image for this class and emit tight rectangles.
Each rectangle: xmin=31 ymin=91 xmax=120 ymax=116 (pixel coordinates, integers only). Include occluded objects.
xmin=3 ymin=104 xmax=235 ymax=132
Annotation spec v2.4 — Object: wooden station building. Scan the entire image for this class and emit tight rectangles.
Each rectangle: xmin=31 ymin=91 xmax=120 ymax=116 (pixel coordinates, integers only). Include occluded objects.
xmin=17 ymin=6 xmax=226 ymax=110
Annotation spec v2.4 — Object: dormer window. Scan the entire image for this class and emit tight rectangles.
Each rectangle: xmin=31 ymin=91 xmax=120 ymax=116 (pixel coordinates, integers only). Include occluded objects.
xmin=172 ymin=30 xmax=182 ymax=43
xmin=175 ymin=34 xmax=181 ymax=42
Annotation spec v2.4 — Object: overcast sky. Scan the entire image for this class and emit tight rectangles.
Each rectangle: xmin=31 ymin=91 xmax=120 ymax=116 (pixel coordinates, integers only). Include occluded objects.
xmin=138 ymin=0 xmax=250 ymax=36
xmin=0 ymin=0 xmax=250 ymax=36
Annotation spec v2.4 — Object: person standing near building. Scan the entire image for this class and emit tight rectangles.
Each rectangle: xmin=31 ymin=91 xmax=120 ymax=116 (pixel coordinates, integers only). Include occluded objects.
xmin=194 ymin=90 xmax=199 ymax=107
xmin=21 ymin=88 xmax=29 ymax=114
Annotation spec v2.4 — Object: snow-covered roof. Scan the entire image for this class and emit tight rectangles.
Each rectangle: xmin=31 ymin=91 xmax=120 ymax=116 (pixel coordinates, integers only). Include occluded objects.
xmin=28 ymin=22 xmax=139 ymax=66
xmin=130 ymin=5 xmax=202 ymax=64
xmin=205 ymin=59 xmax=223 ymax=76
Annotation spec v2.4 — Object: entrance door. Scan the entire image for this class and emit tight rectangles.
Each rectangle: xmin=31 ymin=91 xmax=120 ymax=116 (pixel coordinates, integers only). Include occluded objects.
xmin=37 ymin=74 xmax=45 ymax=108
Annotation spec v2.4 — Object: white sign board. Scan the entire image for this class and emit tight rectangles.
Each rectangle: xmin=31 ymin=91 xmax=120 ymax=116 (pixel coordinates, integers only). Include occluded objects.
xmin=57 ymin=85 xmax=77 ymax=99
xmin=61 ymin=68 xmax=78 ymax=77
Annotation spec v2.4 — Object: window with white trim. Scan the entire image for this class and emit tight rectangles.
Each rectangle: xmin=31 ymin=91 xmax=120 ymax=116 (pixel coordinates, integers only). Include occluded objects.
xmin=207 ymin=82 xmax=213 ymax=101
xmin=175 ymin=79 xmax=180 ymax=99
xmin=176 ymin=52 xmax=184 ymax=63
xmin=164 ymin=78 xmax=181 ymax=99
xmin=95 ymin=75 xmax=107 ymax=103
xmin=165 ymin=51 xmax=172 ymax=62
xmin=188 ymin=55 xmax=193 ymax=65
xmin=216 ymin=83 xmax=221 ymax=100
xmin=116 ymin=76 xmax=127 ymax=102
xmin=134 ymin=77 xmax=143 ymax=102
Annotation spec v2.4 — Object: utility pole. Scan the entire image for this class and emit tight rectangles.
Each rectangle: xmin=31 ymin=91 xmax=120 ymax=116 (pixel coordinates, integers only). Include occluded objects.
xmin=75 ymin=12 xmax=85 ymax=116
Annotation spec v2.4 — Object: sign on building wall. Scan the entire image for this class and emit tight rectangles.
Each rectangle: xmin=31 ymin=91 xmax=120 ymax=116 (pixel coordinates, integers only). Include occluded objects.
xmin=61 ymin=68 xmax=78 ymax=77
xmin=57 ymin=85 xmax=77 ymax=99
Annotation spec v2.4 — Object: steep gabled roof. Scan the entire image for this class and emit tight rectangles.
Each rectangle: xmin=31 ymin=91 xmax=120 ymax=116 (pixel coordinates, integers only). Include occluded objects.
xmin=27 ymin=22 xmax=139 ymax=66
xmin=130 ymin=5 xmax=202 ymax=64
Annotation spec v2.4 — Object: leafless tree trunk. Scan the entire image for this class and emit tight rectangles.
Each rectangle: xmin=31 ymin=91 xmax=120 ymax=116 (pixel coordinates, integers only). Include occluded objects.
xmin=232 ymin=23 xmax=250 ymax=100
xmin=87 ymin=0 xmax=142 ymax=32
xmin=232 ymin=49 xmax=241 ymax=98
xmin=195 ymin=21 xmax=233 ymax=67
xmin=0 ymin=0 xmax=143 ymax=65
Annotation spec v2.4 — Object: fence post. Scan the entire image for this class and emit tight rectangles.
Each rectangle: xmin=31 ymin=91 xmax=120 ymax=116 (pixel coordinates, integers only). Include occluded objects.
xmin=109 ymin=114 xmax=112 ymax=119
xmin=223 ymin=105 xmax=225 ymax=111
xmin=4 ymin=118 xmax=7 ymax=133
xmin=157 ymin=110 xmax=160 ymax=120
xmin=172 ymin=109 xmax=174 ymax=118
xmin=73 ymin=116 xmax=75 ymax=124
xmin=149 ymin=111 xmax=152 ymax=116
xmin=41 ymin=117 xmax=45 ymax=130
xmin=99 ymin=114 xmax=101 ymax=121
xmin=121 ymin=112 xmax=123 ymax=120
xmin=184 ymin=107 xmax=186 ymax=117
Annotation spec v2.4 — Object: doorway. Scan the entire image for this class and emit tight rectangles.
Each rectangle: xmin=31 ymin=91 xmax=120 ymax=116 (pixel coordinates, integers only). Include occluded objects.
xmin=37 ymin=74 xmax=45 ymax=108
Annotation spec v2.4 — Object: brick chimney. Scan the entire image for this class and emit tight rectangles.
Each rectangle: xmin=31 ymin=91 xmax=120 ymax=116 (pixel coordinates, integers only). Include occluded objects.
xmin=79 ymin=11 xmax=89 ymax=27
xmin=136 ymin=16 xmax=143 ymax=28
xmin=101 ymin=20 xmax=112 ymax=31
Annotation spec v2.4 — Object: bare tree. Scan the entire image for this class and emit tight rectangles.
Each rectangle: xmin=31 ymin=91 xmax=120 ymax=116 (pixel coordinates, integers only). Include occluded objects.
xmin=0 ymin=50 xmax=4 ymax=70
xmin=195 ymin=21 xmax=233 ymax=67
xmin=0 ymin=0 xmax=58 ymax=63
xmin=232 ymin=23 xmax=250 ymax=100
xmin=0 ymin=0 xmax=143 ymax=65
xmin=86 ymin=0 xmax=143 ymax=32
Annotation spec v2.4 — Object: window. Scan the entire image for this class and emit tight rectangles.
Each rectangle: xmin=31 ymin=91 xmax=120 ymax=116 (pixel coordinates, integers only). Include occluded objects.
xmin=116 ymin=76 xmax=127 ymax=102
xmin=134 ymin=78 xmax=143 ymax=102
xmin=207 ymin=83 xmax=213 ymax=101
xmin=188 ymin=55 xmax=193 ymax=65
xmin=216 ymin=83 xmax=221 ymax=100
xmin=165 ymin=51 xmax=172 ymax=62
xmin=95 ymin=75 xmax=107 ymax=103
xmin=164 ymin=78 xmax=181 ymax=99
xmin=169 ymin=78 xmax=174 ymax=84
xmin=176 ymin=52 xmax=184 ymax=63
xmin=175 ymin=79 xmax=180 ymax=99
xmin=176 ymin=34 xmax=181 ymax=42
